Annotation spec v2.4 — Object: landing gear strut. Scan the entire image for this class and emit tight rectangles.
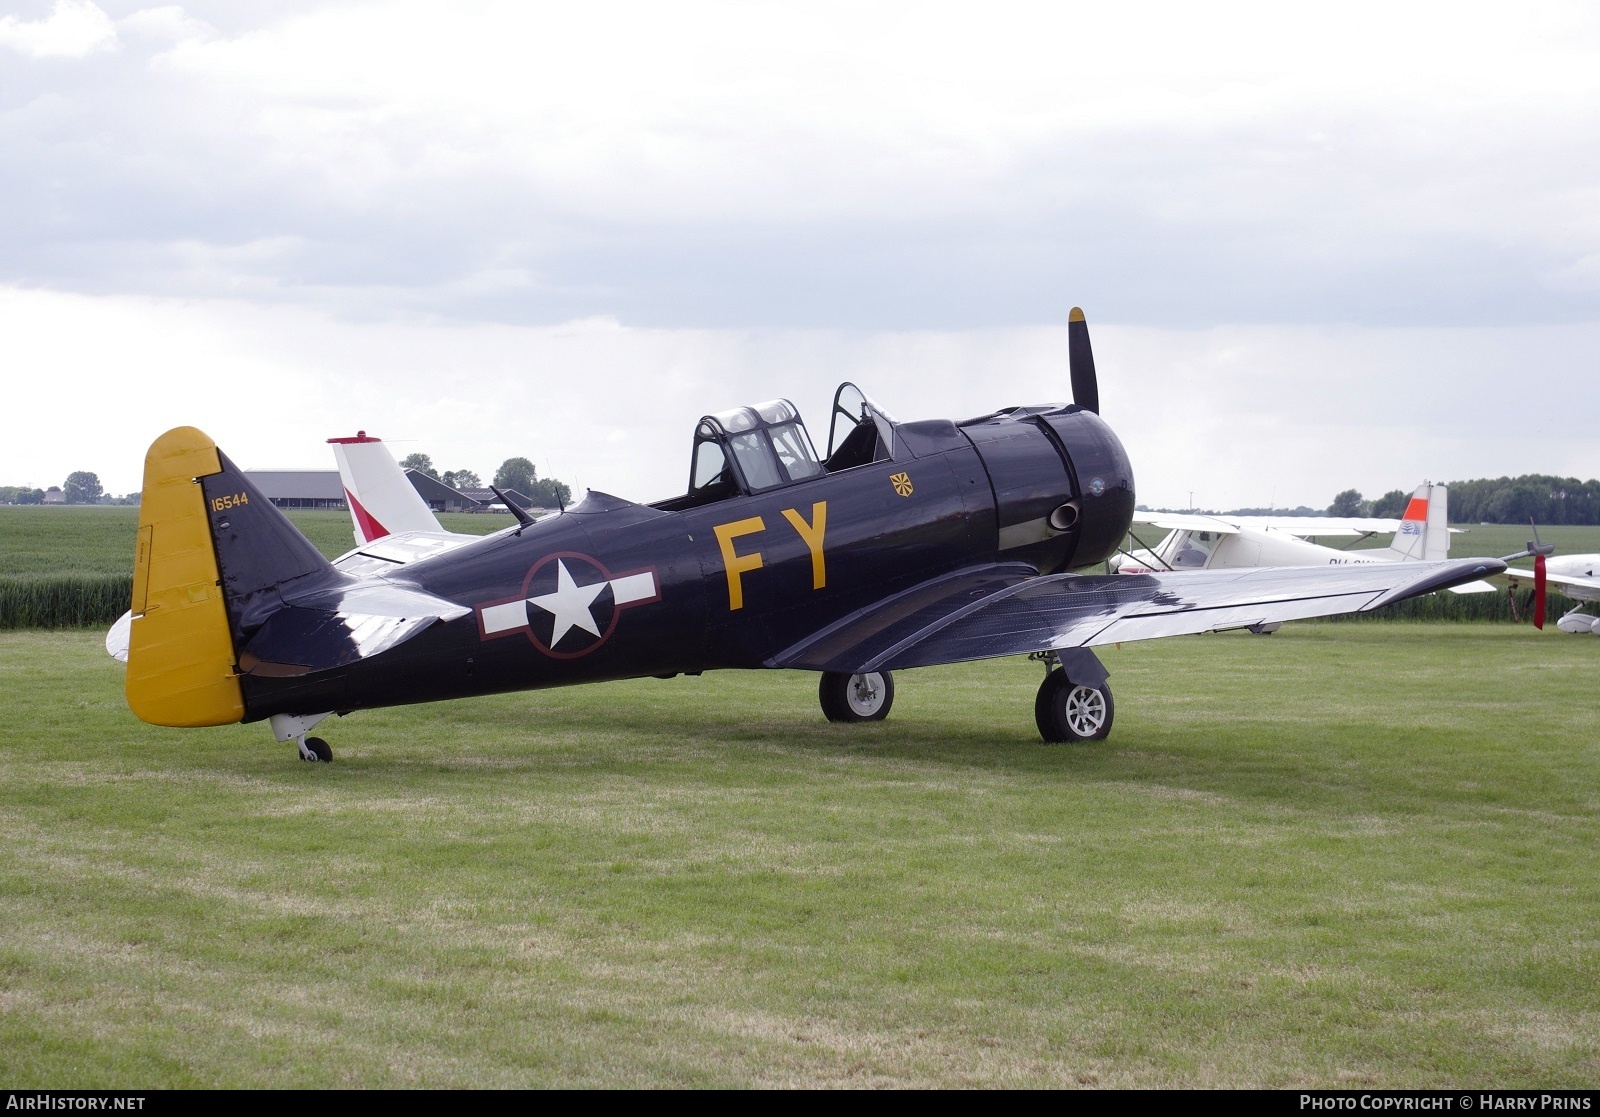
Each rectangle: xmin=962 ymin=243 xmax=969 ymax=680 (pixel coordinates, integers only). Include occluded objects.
xmin=1031 ymin=650 xmax=1114 ymax=743
xmin=271 ymin=712 xmax=335 ymax=763
xmin=819 ymin=671 xmax=895 ymax=722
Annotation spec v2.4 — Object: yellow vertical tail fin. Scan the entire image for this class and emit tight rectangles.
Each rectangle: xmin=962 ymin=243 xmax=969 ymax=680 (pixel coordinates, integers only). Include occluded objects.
xmin=124 ymin=427 xmax=244 ymax=727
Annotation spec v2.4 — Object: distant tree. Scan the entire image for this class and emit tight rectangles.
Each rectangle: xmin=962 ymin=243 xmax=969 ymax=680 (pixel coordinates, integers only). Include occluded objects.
xmin=442 ymin=469 xmax=482 ymax=490
xmin=115 ymin=491 xmax=141 ymax=506
xmin=527 ymin=477 xmax=572 ymax=508
xmin=493 ymin=456 xmax=537 ymax=495
xmin=1327 ymin=488 xmax=1366 ymax=517
xmin=63 ymin=471 xmax=103 ymax=505
xmin=15 ymin=488 xmax=44 ymax=505
xmin=400 ymin=453 xmax=439 ymax=480
xmin=1369 ymin=489 xmax=1409 ymax=518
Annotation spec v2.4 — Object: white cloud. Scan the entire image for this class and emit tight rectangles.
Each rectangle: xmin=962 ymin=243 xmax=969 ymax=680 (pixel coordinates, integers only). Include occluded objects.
xmin=0 ymin=0 xmax=117 ymax=58
xmin=116 ymin=6 xmax=213 ymax=45
xmin=3 ymin=287 xmax=1594 ymax=514
xmin=2 ymin=3 xmax=1600 ymax=327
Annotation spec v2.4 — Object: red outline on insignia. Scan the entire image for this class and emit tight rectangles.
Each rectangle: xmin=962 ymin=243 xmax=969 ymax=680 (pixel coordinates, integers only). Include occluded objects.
xmin=474 ymin=553 xmax=660 ymax=659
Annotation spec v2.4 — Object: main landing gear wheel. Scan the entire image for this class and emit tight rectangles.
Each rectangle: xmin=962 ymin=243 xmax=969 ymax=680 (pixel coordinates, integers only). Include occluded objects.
xmin=1035 ymin=671 xmax=1114 ymax=743
xmin=819 ymin=671 xmax=895 ymax=722
xmin=298 ymin=736 xmax=332 ymax=762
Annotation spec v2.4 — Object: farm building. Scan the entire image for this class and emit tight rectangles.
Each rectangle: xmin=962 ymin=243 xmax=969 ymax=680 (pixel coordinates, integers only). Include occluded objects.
xmin=242 ymin=470 xmax=348 ymax=510
xmin=241 ymin=468 xmax=501 ymax=513
xmin=405 ymin=470 xmax=486 ymax=513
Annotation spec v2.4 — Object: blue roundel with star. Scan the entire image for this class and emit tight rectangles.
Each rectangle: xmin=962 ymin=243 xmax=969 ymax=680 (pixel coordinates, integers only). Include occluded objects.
xmin=475 ymin=552 xmax=659 ymax=659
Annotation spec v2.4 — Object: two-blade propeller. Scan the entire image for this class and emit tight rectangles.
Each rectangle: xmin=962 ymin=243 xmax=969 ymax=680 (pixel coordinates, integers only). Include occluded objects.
xmin=1068 ymin=306 xmax=1100 ymax=414
xmin=1502 ymin=518 xmax=1556 ymax=630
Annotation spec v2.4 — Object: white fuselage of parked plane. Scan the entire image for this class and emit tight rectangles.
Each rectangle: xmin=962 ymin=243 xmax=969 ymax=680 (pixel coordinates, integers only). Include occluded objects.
xmin=1120 ymin=525 xmax=1405 ymax=573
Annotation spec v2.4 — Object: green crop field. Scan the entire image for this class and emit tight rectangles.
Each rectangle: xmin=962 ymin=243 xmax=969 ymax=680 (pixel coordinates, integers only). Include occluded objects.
xmin=1 ymin=625 xmax=1595 ymax=1087
xmin=0 ymin=506 xmax=517 ymax=576
xmin=0 ymin=508 xmax=518 ymax=629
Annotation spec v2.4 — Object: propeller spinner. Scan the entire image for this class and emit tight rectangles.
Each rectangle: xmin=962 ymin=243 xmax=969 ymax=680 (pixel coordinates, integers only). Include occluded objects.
xmin=1068 ymin=306 xmax=1100 ymax=414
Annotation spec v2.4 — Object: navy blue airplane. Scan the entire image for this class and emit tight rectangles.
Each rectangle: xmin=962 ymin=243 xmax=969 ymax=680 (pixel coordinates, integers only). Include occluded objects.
xmin=116 ymin=311 xmax=1507 ymax=760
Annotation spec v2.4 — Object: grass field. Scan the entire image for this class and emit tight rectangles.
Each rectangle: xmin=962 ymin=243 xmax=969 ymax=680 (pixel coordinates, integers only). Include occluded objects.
xmin=1 ymin=624 xmax=1595 ymax=1087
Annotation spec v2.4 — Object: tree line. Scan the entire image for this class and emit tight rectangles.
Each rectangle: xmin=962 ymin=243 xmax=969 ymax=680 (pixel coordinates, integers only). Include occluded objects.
xmin=1323 ymin=475 xmax=1600 ymax=523
xmin=401 ymin=453 xmax=572 ymax=509
xmin=1146 ymin=475 xmax=1600 ymax=524
xmin=0 ymin=472 xmax=137 ymax=506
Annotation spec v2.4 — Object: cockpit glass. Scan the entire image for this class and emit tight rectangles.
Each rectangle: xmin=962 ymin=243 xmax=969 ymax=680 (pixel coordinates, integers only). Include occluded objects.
xmin=828 ymin=384 xmax=869 ymax=459
xmin=769 ymin=421 xmax=822 ymax=481
xmin=729 ymin=431 xmax=783 ymax=490
xmin=1169 ymin=530 xmax=1217 ymax=569
xmin=692 ymin=439 xmax=728 ymax=490
xmin=754 ymin=399 xmax=797 ymax=425
xmin=712 ymin=406 xmax=759 ymax=433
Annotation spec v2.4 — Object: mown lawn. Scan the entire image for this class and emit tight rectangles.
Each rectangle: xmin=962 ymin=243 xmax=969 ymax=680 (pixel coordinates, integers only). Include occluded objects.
xmin=0 ymin=624 xmax=1595 ymax=1087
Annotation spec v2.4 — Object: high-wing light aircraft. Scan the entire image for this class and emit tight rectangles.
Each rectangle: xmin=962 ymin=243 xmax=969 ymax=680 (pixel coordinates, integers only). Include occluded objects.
xmin=1114 ymin=484 xmax=1495 ymax=596
xmin=1506 ymin=555 xmax=1600 ymax=633
xmin=118 ymin=310 xmax=1509 ymax=760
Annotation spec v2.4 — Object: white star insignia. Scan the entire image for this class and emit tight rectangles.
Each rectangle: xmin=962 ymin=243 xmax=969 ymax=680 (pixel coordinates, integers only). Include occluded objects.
xmin=527 ymin=559 xmax=607 ymax=646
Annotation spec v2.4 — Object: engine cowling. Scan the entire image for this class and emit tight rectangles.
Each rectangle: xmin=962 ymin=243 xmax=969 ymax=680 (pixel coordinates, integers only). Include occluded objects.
xmin=960 ymin=405 xmax=1135 ymax=574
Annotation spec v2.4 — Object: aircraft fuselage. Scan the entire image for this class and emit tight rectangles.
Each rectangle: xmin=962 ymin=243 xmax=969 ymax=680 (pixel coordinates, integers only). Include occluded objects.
xmin=234 ymin=408 xmax=1135 ymax=721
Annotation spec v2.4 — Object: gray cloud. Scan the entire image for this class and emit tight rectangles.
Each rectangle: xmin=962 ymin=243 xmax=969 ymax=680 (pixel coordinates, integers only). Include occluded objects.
xmin=2 ymin=2 xmax=1599 ymax=329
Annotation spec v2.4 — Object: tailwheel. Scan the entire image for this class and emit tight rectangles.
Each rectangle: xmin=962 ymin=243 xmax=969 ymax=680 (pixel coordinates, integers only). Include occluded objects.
xmin=1035 ymin=670 xmax=1114 ymax=743
xmin=298 ymin=736 xmax=333 ymax=762
xmin=819 ymin=671 xmax=895 ymax=722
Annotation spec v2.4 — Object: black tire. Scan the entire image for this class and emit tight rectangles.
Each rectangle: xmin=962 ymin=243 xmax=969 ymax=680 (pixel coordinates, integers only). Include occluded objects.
xmin=819 ymin=671 xmax=895 ymax=722
xmin=303 ymin=736 xmax=332 ymax=762
xmin=1034 ymin=671 xmax=1114 ymax=743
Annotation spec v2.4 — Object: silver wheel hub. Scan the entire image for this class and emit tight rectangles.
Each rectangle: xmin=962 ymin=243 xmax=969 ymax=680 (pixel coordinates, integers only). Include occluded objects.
xmin=1064 ymin=684 xmax=1107 ymax=736
xmin=845 ymin=673 xmax=886 ymax=717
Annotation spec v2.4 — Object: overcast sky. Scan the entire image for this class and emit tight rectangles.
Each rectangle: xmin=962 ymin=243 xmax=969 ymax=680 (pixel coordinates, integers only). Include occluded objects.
xmin=3 ymin=0 xmax=1598 ymax=509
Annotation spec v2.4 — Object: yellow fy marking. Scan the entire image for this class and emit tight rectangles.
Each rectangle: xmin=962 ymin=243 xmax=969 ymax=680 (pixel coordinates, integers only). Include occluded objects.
xmin=713 ymin=500 xmax=828 ymax=610
xmin=713 ymin=516 xmax=765 ymax=611
xmin=780 ymin=503 xmax=827 ymax=589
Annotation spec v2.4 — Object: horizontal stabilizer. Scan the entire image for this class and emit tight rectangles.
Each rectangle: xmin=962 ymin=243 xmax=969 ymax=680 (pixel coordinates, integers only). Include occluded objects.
xmin=239 ymin=580 xmax=469 ymax=676
xmin=772 ymin=558 xmax=1506 ymax=674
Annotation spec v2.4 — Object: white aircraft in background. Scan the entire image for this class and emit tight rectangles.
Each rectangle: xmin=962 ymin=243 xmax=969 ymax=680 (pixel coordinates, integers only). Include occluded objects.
xmin=107 ymin=432 xmax=528 ymax=663
xmin=326 ymin=431 xmax=478 ymax=560
xmin=1114 ymin=482 xmax=1497 ymax=596
xmin=1506 ymin=555 xmax=1600 ymax=634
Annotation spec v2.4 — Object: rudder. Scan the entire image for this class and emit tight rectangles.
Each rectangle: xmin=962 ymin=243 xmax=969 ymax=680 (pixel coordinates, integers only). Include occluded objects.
xmin=125 ymin=427 xmax=244 ymax=727
xmin=1385 ymin=481 xmax=1450 ymax=562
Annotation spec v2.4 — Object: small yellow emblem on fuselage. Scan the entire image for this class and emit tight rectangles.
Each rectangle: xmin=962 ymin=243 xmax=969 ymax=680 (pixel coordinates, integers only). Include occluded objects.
xmin=890 ymin=472 xmax=913 ymax=497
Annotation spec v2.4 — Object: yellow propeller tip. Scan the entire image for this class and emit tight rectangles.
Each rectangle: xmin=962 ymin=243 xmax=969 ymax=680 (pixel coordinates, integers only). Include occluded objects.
xmin=1068 ymin=307 xmax=1085 ymax=322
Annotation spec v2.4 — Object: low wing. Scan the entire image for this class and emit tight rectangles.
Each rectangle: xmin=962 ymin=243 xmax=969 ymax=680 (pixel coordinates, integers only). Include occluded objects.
xmin=772 ymin=558 xmax=1506 ymax=673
